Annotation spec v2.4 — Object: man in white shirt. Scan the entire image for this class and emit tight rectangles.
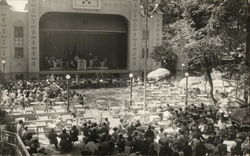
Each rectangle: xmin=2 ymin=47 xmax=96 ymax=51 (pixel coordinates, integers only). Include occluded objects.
xmin=17 ymin=120 xmax=24 ymax=137
xmin=22 ymin=126 xmax=29 ymax=140
xmin=217 ymin=118 xmax=226 ymax=130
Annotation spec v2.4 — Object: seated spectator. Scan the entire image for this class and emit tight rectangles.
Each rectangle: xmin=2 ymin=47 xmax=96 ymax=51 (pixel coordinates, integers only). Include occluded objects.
xmin=26 ymin=138 xmax=44 ymax=155
xmin=129 ymin=151 xmax=143 ymax=156
xmin=99 ymin=123 xmax=109 ymax=135
xmin=159 ymin=133 xmax=172 ymax=156
xmin=77 ymin=137 xmax=88 ymax=155
xmin=112 ymin=127 xmax=119 ymax=142
xmin=59 ymin=129 xmax=73 ymax=153
xmin=85 ymin=139 xmax=98 ymax=155
xmin=17 ymin=120 xmax=24 ymax=137
xmin=216 ymin=138 xmax=227 ymax=156
xmin=117 ymin=134 xmax=126 ymax=153
xmin=104 ymin=118 xmax=110 ymax=129
xmin=98 ymin=134 xmax=109 ymax=155
xmin=70 ymin=125 xmax=79 ymax=142
xmin=21 ymin=126 xmax=29 ymax=140
xmin=242 ymin=137 xmax=250 ymax=155
xmin=231 ymin=138 xmax=243 ymax=156
xmin=144 ymin=125 xmax=155 ymax=142
xmin=55 ymin=93 xmax=64 ymax=102
xmin=48 ymin=129 xmax=58 ymax=149
xmin=125 ymin=135 xmax=133 ymax=154
xmin=89 ymin=128 xmax=99 ymax=143
xmin=29 ymin=91 xmax=36 ymax=102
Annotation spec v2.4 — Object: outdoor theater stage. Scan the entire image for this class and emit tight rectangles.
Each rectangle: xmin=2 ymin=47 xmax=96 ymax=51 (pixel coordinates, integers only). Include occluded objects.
xmin=40 ymin=69 xmax=129 ymax=75
xmin=0 ymin=0 xmax=163 ymax=80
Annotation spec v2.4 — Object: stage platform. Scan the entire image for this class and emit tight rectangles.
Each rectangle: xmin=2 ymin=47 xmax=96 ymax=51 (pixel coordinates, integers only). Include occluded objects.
xmin=40 ymin=69 xmax=129 ymax=75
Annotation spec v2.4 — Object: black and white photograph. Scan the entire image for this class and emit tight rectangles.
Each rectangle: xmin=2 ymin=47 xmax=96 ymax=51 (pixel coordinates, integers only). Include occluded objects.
xmin=0 ymin=0 xmax=250 ymax=156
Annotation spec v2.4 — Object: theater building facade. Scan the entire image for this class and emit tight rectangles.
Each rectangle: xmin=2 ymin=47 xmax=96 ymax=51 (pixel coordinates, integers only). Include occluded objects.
xmin=0 ymin=0 xmax=162 ymax=80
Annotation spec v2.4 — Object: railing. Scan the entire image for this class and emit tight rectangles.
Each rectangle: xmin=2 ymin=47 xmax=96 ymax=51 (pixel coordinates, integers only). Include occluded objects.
xmin=0 ymin=130 xmax=30 ymax=156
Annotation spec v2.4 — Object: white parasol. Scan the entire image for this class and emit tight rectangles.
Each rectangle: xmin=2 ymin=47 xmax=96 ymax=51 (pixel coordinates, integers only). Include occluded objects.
xmin=147 ymin=68 xmax=170 ymax=80
xmin=179 ymin=76 xmax=204 ymax=87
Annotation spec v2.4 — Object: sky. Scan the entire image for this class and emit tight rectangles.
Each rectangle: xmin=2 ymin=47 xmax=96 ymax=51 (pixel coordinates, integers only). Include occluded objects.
xmin=7 ymin=0 xmax=28 ymax=12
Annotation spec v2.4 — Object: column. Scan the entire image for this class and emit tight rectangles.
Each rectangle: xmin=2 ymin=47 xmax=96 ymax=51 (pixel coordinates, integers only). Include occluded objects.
xmin=27 ymin=0 xmax=40 ymax=78
xmin=0 ymin=4 xmax=11 ymax=77
xmin=129 ymin=0 xmax=141 ymax=71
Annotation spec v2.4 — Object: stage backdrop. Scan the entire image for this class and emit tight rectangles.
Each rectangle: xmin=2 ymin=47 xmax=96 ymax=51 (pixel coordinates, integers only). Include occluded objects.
xmin=39 ymin=12 xmax=128 ymax=70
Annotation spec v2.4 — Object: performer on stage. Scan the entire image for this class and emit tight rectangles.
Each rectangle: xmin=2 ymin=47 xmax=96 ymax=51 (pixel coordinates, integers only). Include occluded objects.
xmin=83 ymin=59 xmax=87 ymax=70
xmin=77 ymin=58 xmax=82 ymax=70
xmin=52 ymin=58 xmax=57 ymax=68
xmin=88 ymin=52 xmax=95 ymax=68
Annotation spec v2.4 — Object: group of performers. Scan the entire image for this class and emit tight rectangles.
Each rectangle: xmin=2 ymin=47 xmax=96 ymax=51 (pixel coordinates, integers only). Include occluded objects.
xmin=44 ymin=52 xmax=108 ymax=70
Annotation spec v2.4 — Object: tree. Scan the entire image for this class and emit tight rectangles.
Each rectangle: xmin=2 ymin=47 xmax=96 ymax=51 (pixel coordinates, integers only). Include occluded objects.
xmin=159 ymin=0 xmax=184 ymax=25
xmin=153 ymin=0 xmax=248 ymax=104
xmin=184 ymin=37 xmax=224 ymax=103
xmin=151 ymin=43 xmax=177 ymax=74
xmin=203 ymin=0 xmax=248 ymax=103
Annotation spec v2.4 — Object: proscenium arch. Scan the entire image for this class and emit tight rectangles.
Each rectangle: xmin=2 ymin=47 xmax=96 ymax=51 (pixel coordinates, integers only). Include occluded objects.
xmin=39 ymin=12 xmax=129 ymax=71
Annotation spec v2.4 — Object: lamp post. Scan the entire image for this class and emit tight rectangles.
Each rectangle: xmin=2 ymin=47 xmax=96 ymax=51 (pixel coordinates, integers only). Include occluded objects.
xmin=129 ymin=73 xmax=133 ymax=108
xmin=185 ymin=72 xmax=189 ymax=105
xmin=99 ymin=79 xmax=103 ymax=88
xmin=2 ymin=60 xmax=6 ymax=81
xmin=181 ymin=63 xmax=185 ymax=78
xmin=66 ymin=74 xmax=71 ymax=111
xmin=141 ymin=0 xmax=159 ymax=116
xmin=143 ymin=0 xmax=149 ymax=117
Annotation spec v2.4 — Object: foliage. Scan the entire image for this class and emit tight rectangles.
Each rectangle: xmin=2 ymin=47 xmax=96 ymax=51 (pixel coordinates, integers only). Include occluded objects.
xmin=159 ymin=0 xmax=184 ymax=24
xmin=159 ymin=0 xmax=248 ymax=71
xmin=208 ymin=0 xmax=248 ymax=30
xmin=151 ymin=42 xmax=177 ymax=73
xmin=150 ymin=0 xmax=249 ymax=103
xmin=149 ymin=0 xmax=248 ymax=68
xmin=183 ymin=0 xmax=214 ymax=30
xmin=151 ymin=42 xmax=175 ymax=62
xmin=184 ymin=37 xmax=223 ymax=70
xmin=207 ymin=0 xmax=248 ymax=55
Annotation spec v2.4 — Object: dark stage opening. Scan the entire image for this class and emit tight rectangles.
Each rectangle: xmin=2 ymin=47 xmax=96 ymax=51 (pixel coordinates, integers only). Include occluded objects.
xmin=39 ymin=12 xmax=128 ymax=71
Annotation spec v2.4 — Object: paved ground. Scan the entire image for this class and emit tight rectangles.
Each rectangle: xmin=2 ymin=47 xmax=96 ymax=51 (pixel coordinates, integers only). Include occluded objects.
xmin=76 ymin=87 xmax=130 ymax=108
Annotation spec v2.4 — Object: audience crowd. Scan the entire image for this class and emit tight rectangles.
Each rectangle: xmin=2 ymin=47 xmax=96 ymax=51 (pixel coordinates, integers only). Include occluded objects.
xmin=0 ymin=80 xmax=71 ymax=108
xmin=15 ymin=104 xmax=250 ymax=156
xmin=1 ymin=78 xmax=250 ymax=156
xmin=0 ymin=76 xmax=133 ymax=109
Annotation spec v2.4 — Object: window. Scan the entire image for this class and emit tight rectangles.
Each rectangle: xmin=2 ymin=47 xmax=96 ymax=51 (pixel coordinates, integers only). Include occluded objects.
xmin=15 ymin=47 xmax=24 ymax=58
xmin=14 ymin=26 xmax=24 ymax=58
xmin=15 ymin=38 xmax=24 ymax=47
xmin=15 ymin=27 xmax=24 ymax=37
